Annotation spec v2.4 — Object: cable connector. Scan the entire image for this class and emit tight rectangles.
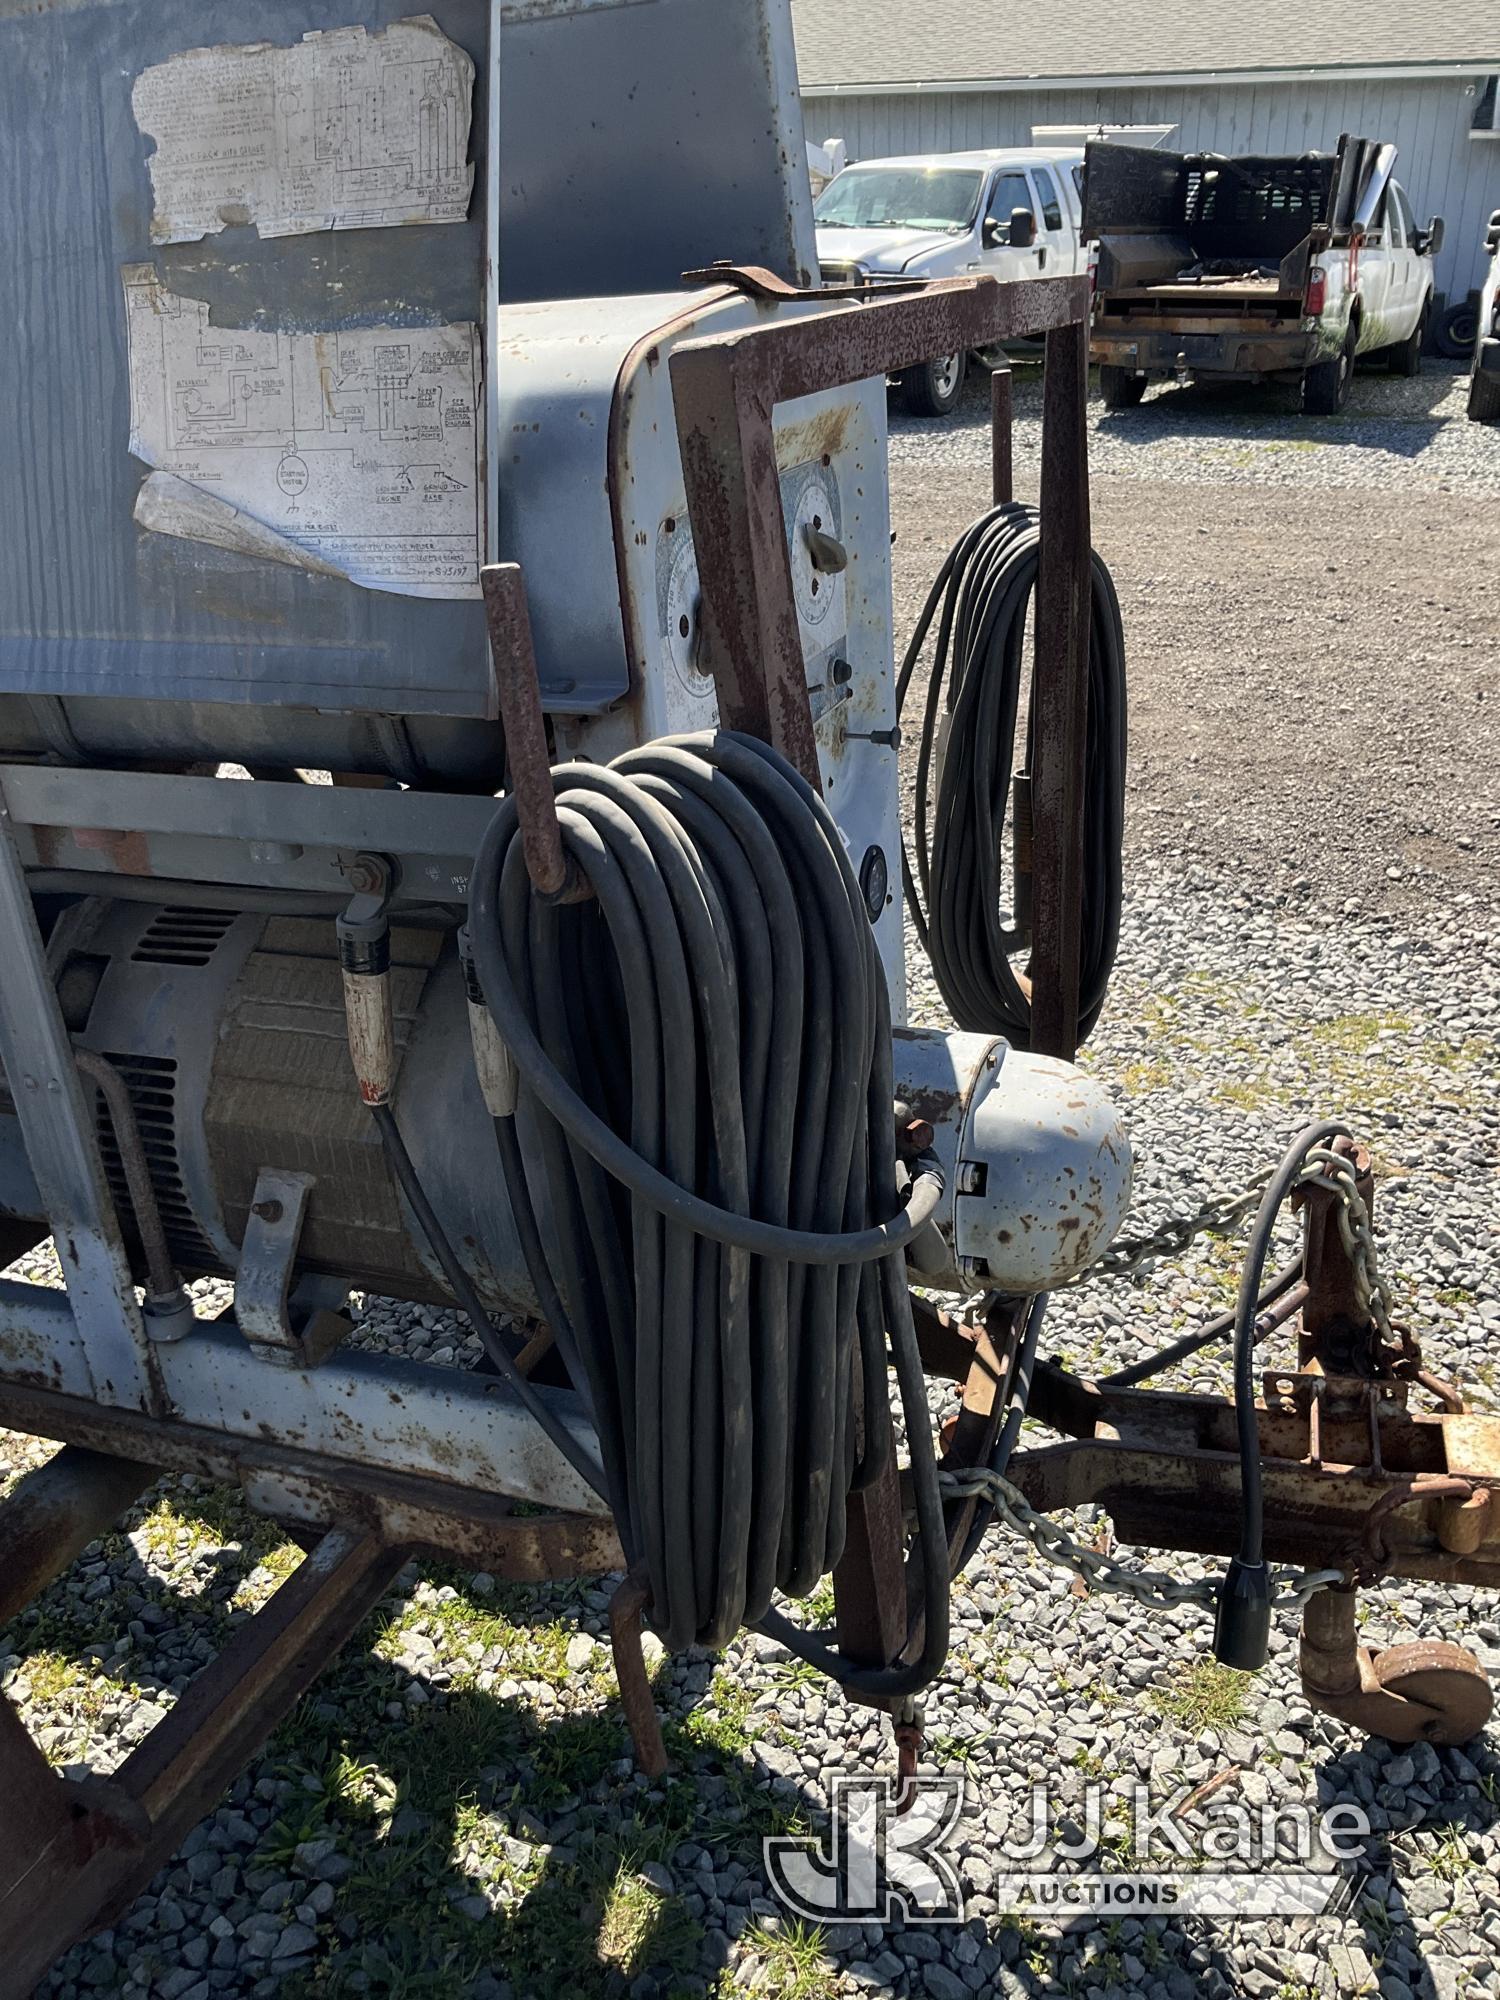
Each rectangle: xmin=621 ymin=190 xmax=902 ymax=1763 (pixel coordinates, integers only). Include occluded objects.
xmin=458 ymin=925 xmax=518 ymax=1117
xmin=1212 ymin=1556 xmax=1273 ymax=1670
xmin=337 ymin=908 xmax=394 ymax=1107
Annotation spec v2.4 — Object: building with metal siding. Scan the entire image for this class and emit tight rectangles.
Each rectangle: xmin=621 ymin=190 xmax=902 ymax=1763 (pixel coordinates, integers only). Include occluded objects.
xmin=792 ymin=5 xmax=1500 ymax=309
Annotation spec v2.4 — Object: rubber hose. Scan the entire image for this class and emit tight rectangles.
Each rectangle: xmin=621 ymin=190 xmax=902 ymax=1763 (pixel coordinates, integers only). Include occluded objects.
xmin=1231 ymin=1121 xmax=1350 ymax=1566
xmin=467 ymin=731 xmax=950 ymax=1692
xmin=897 ymin=501 xmax=1127 ymax=1047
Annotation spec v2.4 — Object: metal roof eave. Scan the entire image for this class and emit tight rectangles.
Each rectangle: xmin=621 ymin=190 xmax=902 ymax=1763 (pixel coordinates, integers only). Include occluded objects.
xmin=800 ymin=60 xmax=1498 ymax=97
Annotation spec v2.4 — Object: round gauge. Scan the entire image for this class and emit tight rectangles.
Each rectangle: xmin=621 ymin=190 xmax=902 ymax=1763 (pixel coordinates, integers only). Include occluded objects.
xmin=664 ymin=531 xmax=714 ymax=701
xmin=789 ymin=477 xmax=840 ymax=628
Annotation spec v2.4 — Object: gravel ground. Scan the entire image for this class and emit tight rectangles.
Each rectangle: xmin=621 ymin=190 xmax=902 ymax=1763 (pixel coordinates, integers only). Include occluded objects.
xmin=5 ymin=372 xmax=1500 ymax=2000
xmin=892 ymin=358 xmax=1499 ymax=493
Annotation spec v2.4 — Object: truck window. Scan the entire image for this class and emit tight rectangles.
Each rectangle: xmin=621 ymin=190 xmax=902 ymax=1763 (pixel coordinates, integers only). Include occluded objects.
xmin=1382 ymin=189 xmax=1407 ymax=250
xmin=1031 ymin=166 xmax=1064 ymax=231
xmin=986 ymin=171 xmax=1036 ymax=229
xmin=814 ymin=166 xmax=984 ymax=233
xmin=1390 ymin=183 xmax=1416 ymax=246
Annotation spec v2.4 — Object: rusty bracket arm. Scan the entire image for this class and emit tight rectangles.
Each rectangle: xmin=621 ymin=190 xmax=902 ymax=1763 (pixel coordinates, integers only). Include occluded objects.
xmin=479 ymin=563 xmax=590 ymax=905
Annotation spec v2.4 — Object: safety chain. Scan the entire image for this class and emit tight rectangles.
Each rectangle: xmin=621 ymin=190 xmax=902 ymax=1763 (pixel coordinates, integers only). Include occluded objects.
xmin=1075 ymin=1170 xmax=1277 ymax=1282
xmin=1077 ymin=1145 xmax=1395 ymax=1336
xmin=939 ymin=1465 xmax=1346 ymax=1613
xmin=1296 ymin=1145 xmax=1396 ymax=1347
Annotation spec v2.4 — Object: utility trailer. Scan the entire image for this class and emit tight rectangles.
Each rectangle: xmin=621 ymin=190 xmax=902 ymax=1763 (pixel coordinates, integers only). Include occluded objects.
xmin=1085 ymin=134 xmax=1442 ymax=413
xmin=0 ymin=3 xmax=1498 ymax=1989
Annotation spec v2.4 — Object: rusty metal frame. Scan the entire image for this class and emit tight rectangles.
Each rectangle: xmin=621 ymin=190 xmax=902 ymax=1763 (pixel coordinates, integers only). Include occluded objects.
xmin=0 ymin=1509 xmax=406 ymax=1998
xmin=668 ymin=271 xmax=1095 ymax=1688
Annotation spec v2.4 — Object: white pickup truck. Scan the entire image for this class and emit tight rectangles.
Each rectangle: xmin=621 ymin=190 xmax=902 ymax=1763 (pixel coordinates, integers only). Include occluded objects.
xmin=814 ymin=147 xmax=1086 ymax=415
xmin=1085 ymin=135 xmax=1443 ymax=415
xmin=1469 ymin=208 xmax=1500 ymax=423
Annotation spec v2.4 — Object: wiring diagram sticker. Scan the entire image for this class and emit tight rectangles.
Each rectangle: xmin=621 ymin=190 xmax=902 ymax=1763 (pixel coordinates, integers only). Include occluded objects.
xmin=124 ymin=265 xmax=483 ymax=598
xmin=132 ymin=14 xmax=475 ymax=243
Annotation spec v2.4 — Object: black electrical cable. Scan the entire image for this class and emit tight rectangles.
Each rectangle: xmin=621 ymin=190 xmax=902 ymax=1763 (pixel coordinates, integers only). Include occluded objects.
xmin=1229 ymin=1121 xmax=1349 ymax=1569
xmin=1101 ymin=1257 xmax=1305 ymax=1389
xmin=370 ymin=1101 xmax=608 ymax=1497
xmin=897 ymin=502 xmax=1127 ymax=1048
xmin=951 ymin=1289 xmax=1048 ymax=1577
xmin=466 ymin=730 xmax=950 ymax=1695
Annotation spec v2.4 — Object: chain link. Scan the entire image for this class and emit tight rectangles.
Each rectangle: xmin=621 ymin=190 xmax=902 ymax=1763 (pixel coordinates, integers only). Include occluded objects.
xmin=1295 ymin=1146 xmax=1396 ymax=1346
xmin=1075 ymin=1169 xmax=1276 ymax=1282
xmin=940 ymin=1465 xmax=1346 ymax=1614
xmin=1076 ymin=1145 xmax=1395 ymax=1337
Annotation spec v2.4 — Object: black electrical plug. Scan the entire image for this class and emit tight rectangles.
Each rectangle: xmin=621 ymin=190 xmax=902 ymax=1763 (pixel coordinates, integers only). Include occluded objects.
xmin=1212 ymin=1556 xmax=1272 ymax=1670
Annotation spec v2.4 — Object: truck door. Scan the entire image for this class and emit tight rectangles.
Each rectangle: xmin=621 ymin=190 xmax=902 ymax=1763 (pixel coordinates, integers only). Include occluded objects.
xmin=1028 ymin=163 xmax=1079 ymax=274
xmin=1353 ymin=195 xmax=1394 ymax=353
xmin=1384 ymin=183 xmax=1424 ymax=336
xmin=982 ymin=168 xmax=1043 ymax=277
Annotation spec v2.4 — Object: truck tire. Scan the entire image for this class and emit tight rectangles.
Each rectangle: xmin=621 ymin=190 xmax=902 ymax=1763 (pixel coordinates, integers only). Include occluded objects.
xmin=1436 ymin=301 xmax=1478 ymax=360
xmin=1098 ymin=366 xmax=1146 ymax=410
xmin=1469 ymin=366 xmax=1500 ymax=424
xmin=900 ymin=352 xmax=967 ymax=418
xmin=1387 ymin=303 xmax=1427 ymax=377
xmin=1302 ymin=326 xmax=1356 ymax=415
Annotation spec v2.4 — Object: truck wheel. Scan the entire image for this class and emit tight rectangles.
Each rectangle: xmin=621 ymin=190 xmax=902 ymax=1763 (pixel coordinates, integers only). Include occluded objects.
xmin=1302 ymin=327 xmax=1356 ymax=415
xmin=1436 ymin=301 xmax=1478 ymax=360
xmin=1388 ymin=304 xmax=1427 ymax=377
xmin=1098 ymin=366 xmax=1146 ymax=410
xmin=900 ymin=352 xmax=967 ymax=418
xmin=1469 ymin=366 xmax=1500 ymax=424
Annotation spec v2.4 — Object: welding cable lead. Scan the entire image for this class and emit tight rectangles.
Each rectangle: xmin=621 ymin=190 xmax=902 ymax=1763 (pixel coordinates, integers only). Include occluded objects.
xmin=898 ymin=501 xmax=1127 ymax=1048
xmin=465 ymin=730 xmax=951 ymax=1695
xmin=1214 ymin=1118 xmax=1352 ymax=1672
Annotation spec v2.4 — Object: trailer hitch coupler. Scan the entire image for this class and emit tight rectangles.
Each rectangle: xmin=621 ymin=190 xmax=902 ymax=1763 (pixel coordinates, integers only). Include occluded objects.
xmin=1212 ymin=1556 xmax=1272 ymax=1671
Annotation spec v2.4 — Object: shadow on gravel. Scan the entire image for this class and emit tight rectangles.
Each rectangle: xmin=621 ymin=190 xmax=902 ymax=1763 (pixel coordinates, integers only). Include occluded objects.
xmin=1093 ymin=365 xmax=1459 ymax=457
xmin=1312 ymin=1733 xmax=1500 ymax=2000
xmin=885 ymin=358 xmax=1469 ymax=460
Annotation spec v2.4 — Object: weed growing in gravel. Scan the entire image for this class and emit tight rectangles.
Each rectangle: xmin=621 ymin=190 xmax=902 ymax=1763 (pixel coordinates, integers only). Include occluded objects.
xmin=1148 ymin=1659 xmax=1249 ymax=1733
xmin=737 ymin=1917 xmax=834 ymax=1998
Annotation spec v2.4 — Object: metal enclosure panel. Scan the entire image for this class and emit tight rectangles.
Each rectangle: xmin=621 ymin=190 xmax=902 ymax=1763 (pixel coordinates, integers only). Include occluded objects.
xmin=0 ymin=0 xmax=494 ymax=735
xmin=0 ymin=787 xmax=155 ymax=1410
xmin=498 ymin=0 xmax=818 ymax=301
xmin=501 ymin=287 xmax=904 ymax=993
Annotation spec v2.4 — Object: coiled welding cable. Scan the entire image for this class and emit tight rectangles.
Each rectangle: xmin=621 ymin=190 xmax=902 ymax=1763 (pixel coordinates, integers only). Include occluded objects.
xmin=466 ymin=730 xmax=950 ymax=1696
xmin=897 ymin=502 xmax=1127 ymax=1047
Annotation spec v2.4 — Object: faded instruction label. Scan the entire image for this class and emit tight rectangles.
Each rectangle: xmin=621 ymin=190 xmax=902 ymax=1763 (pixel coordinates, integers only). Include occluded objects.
xmin=124 ymin=265 xmax=482 ymax=598
xmin=132 ymin=14 xmax=474 ymax=243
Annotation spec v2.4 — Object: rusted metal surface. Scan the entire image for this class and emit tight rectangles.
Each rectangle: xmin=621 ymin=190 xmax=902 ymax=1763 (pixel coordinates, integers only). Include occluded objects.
xmin=990 ymin=365 xmax=1014 ymax=506
xmin=939 ymin=1301 xmax=1021 ymax=1575
xmin=1299 ymin=1587 xmax=1494 ymax=1745
xmin=910 ymin=1291 xmax=982 ymax=1384
xmin=1015 ymin=1358 xmax=1500 ymax=1584
xmin=670 ymin=273 xmax=1088 ymax=784
xmin=834 ymin=1452 xmax=909 ymax=1682
xmin=0 ymin=1529 xmax=406 ymax=1996
xmin=1029 ymin=320 xmax=1093 ymax=1062
xmin=1295 ymin=1136 xmax=1377 ymax=1365
xmin=0 ymin=1445 xmax=157 ymax=1628
xmin=480 ymin=564 xmax=578 ymax=902
xmin=609 ymin=1565 xmax=669 ymax=1778
xmin=1090 ymin=323 xmax=1318 ymax=380
xmin=0 ymin=1377 xmax=623 ymax=1580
